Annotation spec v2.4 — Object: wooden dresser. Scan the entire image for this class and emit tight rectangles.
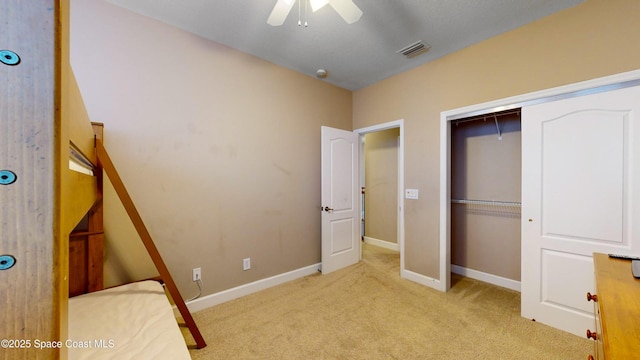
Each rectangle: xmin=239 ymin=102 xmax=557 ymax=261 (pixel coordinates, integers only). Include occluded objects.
xmin=587 ymin=253 xmax=640 ymax=359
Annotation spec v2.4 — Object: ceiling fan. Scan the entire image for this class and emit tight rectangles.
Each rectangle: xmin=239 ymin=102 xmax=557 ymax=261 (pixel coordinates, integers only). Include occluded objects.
xmin=267 ymin=0 xmax=363 ymax=26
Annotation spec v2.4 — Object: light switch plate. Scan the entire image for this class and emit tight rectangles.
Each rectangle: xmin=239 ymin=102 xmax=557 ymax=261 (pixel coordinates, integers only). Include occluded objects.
xmin=405 ymin=189 xmax=419 ymax=200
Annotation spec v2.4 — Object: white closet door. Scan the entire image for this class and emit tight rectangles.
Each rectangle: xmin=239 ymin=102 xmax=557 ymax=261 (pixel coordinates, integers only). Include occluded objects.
xmin=521 ymin=85 xmax=640 ymax=336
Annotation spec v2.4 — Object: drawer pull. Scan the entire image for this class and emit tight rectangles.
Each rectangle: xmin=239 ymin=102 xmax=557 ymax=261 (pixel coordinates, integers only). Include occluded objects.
xmin=587 ymin=292 xmax=598 ymax=302
xmin=588 ymin=355 xmax=594 ymax=360
xmin=586 ymin=329 xmax=597 ymax=340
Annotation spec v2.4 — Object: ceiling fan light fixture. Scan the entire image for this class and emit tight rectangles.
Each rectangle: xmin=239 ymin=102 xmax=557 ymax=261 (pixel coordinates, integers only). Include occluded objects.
xmin=310 ymin=0 xmax=329 ymax=12
xmin=267 ymin=0 xmax=362 ymax=26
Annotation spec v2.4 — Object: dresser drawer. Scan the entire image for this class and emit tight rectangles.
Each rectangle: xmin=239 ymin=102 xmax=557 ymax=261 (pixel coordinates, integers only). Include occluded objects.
xmin=590 ymin=253 xmax=640 ymax=359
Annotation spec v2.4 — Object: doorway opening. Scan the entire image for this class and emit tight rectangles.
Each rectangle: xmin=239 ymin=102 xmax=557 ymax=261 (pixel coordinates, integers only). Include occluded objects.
xmin=355 ymin=120 xmax=404 ymax=274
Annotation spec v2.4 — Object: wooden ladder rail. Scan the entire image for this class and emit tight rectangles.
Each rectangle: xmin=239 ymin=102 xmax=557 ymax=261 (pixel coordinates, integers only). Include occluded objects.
xmin=95 ymin=139 xmax=207 ymax=349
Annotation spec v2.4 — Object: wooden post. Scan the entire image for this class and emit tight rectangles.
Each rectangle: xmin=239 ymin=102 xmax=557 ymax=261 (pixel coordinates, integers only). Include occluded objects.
xmin=87 ymin=123 xmax=104 ymax=293
xmin=0 ymin=1 xmax=62 ymax=359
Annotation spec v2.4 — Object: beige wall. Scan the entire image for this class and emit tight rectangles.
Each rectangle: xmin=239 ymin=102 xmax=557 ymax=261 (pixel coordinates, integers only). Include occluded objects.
xmin=364 ymin=128 xmax=399 ymax=244
xmin=450 ymin=115 xmax=521 ymax=280
xmin=353 ymin=0 xmax=640 ymax=279
xmin=70 ymin=0 xmax=640 ymax=296
xmin=70 ymin=0 xmax=352 ymax=295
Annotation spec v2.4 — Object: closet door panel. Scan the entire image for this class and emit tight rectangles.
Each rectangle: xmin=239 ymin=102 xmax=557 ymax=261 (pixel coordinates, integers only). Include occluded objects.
xmin=521 ymin=85 xmax=640 ymax=338
xmin=542 ymin=110 xmax=625 ymax=243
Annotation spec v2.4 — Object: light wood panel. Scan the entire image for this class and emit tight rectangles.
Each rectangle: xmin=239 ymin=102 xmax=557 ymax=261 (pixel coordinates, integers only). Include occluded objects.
xmin=68 ymin=123 xmax=104 ymax=297
xmin=0 ymin=1 xmax=60 ymax=359
xmin=63 ymin=55 xmax=98 ymax=239
xmin=1 ymin=1 xmax=100 ymax=358
xmin=68 ymin=71 xmax=96 ymax=164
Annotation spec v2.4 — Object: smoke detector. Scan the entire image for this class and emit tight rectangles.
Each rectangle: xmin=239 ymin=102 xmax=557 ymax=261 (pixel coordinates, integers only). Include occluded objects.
xmin=316 ymin=69 xmax=328 ymax=79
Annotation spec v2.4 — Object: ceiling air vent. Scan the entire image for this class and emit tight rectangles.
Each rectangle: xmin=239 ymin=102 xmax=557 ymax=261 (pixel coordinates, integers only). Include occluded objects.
xmin=396 ymin=41 xmax=430 ymax=59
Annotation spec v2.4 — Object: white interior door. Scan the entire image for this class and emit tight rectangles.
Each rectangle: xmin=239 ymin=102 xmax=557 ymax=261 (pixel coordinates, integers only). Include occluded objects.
xmin=321 ymin=126 xmax=360 ymax=274
xmin=521 ymin=85 xmax=640 ymax=336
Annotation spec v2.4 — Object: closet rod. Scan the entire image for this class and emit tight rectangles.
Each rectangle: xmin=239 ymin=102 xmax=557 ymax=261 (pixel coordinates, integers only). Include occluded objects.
xmin=451 ymin=199 xmax=521 ymax=207
xmin=453 ymin=109 xmax=521 ymax=126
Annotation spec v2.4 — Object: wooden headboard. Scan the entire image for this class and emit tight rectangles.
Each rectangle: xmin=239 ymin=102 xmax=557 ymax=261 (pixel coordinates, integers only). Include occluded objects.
xmin=69 ymin=123 xmax=105 ymax=297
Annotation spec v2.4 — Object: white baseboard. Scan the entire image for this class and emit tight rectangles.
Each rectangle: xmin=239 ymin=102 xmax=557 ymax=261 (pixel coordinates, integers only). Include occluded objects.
xmin=401 ymin=269 xmax=446 ymax=292
xmin=451 ymin=264 xmax=521 ymax=292
xmin=363 ymin=236 xmax=399 ymax=251
xmin=186 ymin=263 xmax=321 ymax=313
xmin=183 ymin=262 xmax=520 ymax=314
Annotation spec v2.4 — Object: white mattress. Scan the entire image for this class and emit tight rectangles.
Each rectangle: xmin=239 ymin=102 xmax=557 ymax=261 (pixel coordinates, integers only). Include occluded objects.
xmin=68 ymin=281 xmax=191 ymax=360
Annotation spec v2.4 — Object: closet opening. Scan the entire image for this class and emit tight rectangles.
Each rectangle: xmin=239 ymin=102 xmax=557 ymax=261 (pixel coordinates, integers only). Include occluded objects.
xmin=449 ymin=109 xmax=522 ymax=291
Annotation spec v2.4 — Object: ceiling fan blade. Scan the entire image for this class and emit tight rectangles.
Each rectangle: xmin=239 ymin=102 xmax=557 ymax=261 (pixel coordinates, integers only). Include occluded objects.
xmin=310 ymin=0 xmax=329 ymax=12
xmin=267 ymin=0 xmax=296 ymax=26
xmin=328 ymin=0 xmax=362 ymax=24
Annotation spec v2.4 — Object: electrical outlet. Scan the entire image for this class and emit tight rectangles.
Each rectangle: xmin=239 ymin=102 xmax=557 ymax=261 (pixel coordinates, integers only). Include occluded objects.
xmin=192 ymin=267 xmax=201 ymax=282
xmin=243 ymin=258 xmax=251 ymax=271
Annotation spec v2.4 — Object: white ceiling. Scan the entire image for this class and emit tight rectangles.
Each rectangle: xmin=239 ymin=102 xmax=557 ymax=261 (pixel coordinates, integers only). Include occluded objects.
xmin=104 ymin=0 xmax=584 ymax=91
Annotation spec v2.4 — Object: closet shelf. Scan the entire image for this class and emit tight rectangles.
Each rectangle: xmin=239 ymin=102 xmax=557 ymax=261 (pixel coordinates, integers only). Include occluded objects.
xmin=451 ymin=199 xmax=521 ymax=207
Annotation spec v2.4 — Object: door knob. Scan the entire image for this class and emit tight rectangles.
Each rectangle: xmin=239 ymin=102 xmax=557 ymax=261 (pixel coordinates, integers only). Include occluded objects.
xmin=323 ymin=206 xmax=334 ymax=212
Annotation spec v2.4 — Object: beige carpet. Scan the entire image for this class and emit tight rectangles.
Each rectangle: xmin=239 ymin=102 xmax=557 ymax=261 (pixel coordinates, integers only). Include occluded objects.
xmin=182 ymin=243 xmax=592 ymax=359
